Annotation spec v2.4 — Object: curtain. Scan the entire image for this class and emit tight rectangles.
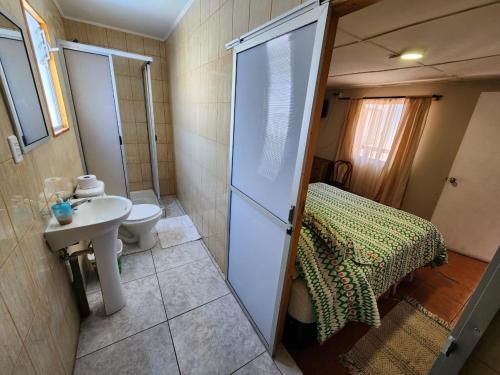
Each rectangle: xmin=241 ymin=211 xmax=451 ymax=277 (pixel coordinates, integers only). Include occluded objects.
xmin=336 ymin=97 xmax=431 ymax=208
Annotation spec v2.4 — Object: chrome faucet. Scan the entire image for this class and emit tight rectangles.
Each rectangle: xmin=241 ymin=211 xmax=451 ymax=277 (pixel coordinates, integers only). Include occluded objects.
xmin=71 ymin=198 xmax=91 ymax=210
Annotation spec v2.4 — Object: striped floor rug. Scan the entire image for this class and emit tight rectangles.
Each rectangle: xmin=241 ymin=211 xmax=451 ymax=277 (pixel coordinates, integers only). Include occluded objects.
xmin=340 ymin=298 xmax=451 ymax=375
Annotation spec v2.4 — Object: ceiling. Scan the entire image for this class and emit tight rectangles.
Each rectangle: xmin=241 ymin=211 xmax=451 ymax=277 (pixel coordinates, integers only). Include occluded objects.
xmin=53 ymin=0 xmax=192 ymax=40
xmin=329 ymin=0 xmax=500 ymax=88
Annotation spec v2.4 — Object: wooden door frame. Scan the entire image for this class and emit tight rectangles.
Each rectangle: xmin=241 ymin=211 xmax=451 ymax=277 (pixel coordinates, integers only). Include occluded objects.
xmin=275 ymin=0 xmax=381 ymax=351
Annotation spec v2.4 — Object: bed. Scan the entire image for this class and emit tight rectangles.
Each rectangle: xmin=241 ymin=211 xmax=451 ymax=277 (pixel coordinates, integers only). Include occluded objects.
xmin=289 ymin=183 xmax=447 ymax=343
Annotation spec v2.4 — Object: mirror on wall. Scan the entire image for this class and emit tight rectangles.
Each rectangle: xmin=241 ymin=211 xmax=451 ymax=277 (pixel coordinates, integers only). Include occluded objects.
xmin=0 ymin=11 xmax=49 ymax=152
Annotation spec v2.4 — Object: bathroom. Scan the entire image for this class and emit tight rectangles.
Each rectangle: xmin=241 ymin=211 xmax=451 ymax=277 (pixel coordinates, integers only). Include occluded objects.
xmin=0 ymin=0 xmax=305 ymax=373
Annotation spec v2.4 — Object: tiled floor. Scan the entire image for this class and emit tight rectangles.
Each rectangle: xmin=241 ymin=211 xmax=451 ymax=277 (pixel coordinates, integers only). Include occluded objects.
xmin=287 ymin=250 xmax=488 ymax=375
xmin=76 ymin=197 xmax=302 ymax=375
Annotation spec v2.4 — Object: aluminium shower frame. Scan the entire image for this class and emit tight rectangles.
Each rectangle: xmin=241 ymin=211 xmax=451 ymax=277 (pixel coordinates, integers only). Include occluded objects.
xmin=57 ymin=40 xmax=160 ymax=199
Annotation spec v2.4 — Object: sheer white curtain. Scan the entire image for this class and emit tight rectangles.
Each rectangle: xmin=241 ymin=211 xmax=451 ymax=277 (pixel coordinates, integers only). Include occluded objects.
xmin=337 ymin=97 xmax=431 ymax=207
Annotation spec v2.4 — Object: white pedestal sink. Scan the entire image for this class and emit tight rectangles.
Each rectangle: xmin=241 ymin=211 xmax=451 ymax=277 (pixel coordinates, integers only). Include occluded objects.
xmin=45 ymin=196 xmax=132 ymax=315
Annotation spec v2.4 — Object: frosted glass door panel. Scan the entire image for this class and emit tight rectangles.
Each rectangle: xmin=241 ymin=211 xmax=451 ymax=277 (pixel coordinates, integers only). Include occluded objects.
xmin=228 ymin=191 xmax=289 ymax=345
xmin=231 ymin=23 xmax=316 ymax=222
xmin=64 ymin=50 xmax=127 ymax=196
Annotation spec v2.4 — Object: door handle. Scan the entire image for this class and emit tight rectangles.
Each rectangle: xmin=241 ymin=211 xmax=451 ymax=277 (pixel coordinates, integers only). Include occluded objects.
xmin=447 ymin=177 xmax=458 ymax=186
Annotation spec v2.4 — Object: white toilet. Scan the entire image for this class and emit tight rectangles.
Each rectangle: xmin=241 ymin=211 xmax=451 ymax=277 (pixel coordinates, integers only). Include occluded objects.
xmin=74 ymin=179 xmax=162 ymax=250
xmin=119 ymin=204 xmax=162 ymax=250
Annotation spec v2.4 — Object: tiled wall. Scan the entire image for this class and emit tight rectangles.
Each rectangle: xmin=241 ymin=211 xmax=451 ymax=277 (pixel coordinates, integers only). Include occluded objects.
xmin=165 ymin=0 xmax=304 ymax=271
xmin=0 ymin=0 xmax=83 ymax=374
xmin=63 ymin=20 xmax=176 ymax=195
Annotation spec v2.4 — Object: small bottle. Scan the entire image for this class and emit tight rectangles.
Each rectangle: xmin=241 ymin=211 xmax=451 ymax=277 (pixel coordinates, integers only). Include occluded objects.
xmin=51 ymin=192 xmax=73 ymax=225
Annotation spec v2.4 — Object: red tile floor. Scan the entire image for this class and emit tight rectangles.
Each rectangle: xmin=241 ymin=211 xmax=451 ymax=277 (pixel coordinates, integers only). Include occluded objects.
xmin=287 ymin=250 xmax=488 ymax=375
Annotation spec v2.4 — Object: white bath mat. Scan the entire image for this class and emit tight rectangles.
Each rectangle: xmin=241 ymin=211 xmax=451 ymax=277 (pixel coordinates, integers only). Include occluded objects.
xmin=156 ymin=215 xmax=201 ymax=249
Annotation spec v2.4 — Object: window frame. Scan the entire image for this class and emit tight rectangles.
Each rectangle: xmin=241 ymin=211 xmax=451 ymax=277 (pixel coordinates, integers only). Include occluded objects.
xmin=22 ymin=0 xmax=69 ymax=136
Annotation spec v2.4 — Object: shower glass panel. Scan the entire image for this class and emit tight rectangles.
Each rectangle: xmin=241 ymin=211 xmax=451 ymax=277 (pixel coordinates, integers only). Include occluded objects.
xmin=227 ymin=2 xmax=330 ymax=353
xmin=63 ymin=49 xmax=128 ymax=197
xmin=114 ymin=57 xmax=152 ymax=194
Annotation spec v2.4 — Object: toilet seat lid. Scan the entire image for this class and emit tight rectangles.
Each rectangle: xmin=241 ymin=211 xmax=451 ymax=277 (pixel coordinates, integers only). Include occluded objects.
xmin=126 ymin=204 xmax=161 ymax=221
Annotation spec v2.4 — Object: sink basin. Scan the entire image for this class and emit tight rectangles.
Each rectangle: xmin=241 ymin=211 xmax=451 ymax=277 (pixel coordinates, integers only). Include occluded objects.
xmin=45 ymin=196 xmax=132 ymax=315
xmin=45 ymin=196 xmax=132 ymax=250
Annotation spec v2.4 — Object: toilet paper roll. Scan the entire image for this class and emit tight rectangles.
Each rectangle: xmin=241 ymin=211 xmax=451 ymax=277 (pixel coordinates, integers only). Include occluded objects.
xmin=77 ymin=174 xmax=97 ymax=190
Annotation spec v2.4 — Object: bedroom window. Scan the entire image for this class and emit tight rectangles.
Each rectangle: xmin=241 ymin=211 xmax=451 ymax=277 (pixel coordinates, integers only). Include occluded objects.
xmin=23 ymin=1 xmax=69 ymax=136
xmin=352 ymin=99 xmax=405 ymax=163
xmin=337 ymin=97 xmax=431 ymax=207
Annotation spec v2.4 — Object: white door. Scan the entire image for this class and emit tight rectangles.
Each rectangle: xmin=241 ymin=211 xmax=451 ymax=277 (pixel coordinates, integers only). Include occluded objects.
xmin=431 ymin=92 xmax=500 ymax=262
xmin=62 ymin=48 xmax=128 ymax=197
xmin=226 ymin=2 xmax=330 ymax=353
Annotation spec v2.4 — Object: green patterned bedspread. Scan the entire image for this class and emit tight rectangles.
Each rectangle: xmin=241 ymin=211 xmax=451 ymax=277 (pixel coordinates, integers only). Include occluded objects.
xmin=296 ymin=183 xmax=447 ymax=342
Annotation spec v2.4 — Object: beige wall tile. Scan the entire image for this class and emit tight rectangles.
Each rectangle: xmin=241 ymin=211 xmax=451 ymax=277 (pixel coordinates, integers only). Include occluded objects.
xmin=154 ymin=102 xmax=166 ymax=124
xmin=158 ymin=162 xmax=169 ymax=180
xmin=270 ymin=0 xmax=301 ymax=19
xmin=0 ymin=2 xmax=82 ymax=374
xmin=133 ymin=101 xmax=147 ymax=123
xmin=219 ymin=0 xmax=233 ymax=56
xmin=0 ymin=247 xmax=38 ymax=341
xmin=25 ymin=313 xmax=65 ymax=375
xmin=115 ymin=75 xmax=133 ymax=100
xmin=139 ymin=144 xmax=151 ymax=163
xmin=233 ymin=0 xmax=250 ymax=38
xmin=157 ymin=143 xmax=169 ymax=162
xmin=124 ymin=143 xmax=139 ymax=163
xmin=12 ymin=345 xmax=36 ymax=375
xmin=129 ymin=181 xmax=143 ymax=191
xmin=151 ymin=60 xmax=163 ymax=80
xmin=122 ymin=122 xmax=137 ymax=144
xmin=141 ymin=163 xmax=152 ymax=182
xmin=136 ymin=122 xmax=149 ymax=144
xmin=152 ymin=80 xmax=164 ymax=102
xmin=128 ymin=59 xmax=144 ymax=78
xmin=0 ymin=94 xmax=15 ymax=163
xmin=249 ymin=0 xmax=271 ymax=30
xmin=130 ymin=78 xmax=144 ymax=101
xmin=166 ymin=0 xmax=307 ymax=271
xmin=0 ymin=195 xmax=16 ymax=266
xmin=125 ymin=34 xmax=145 ymax=54
xmin=0 ymin=157 xmax=41 ymax=240
xmin=127 ymin=163 xmax=141 ymax=183
xmin=106 ymin=29 xmax=127 ymax=50
xmin=144 ymin=38 xmax=161 ymax=56
xmin=156 ymin=125 xmax=168 ymax=144
xmin=113 ymin=56 xmax=130 ymax=76
xmin=0 ymin=294 xmax=23 ymax=374
xmin=63 ymin=19 xmax=88 ymax=43
xmin=119 ymin=100 xmax=135 ymax=122
xmin=86 ymin=25 xmax=108 ymax=47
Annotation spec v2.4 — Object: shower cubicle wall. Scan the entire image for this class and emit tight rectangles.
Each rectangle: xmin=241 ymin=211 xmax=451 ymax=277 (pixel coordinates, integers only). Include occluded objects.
xmin=58 ymin=40 xmax=160 ymax=198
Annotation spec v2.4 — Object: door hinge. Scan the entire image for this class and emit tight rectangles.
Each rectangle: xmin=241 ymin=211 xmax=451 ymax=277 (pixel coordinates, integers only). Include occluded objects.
xmin=442 ymin=335 xmax=457 ymax=357
xmin=288 ymin=205 xmax=295 ymax=224
xmin=286 ymin=227 xmax=293 ymax=235
xmin=119 ymin=135 xmax=123 ymax=145
xmin=155 ymin=134 xmax=158 ymax=142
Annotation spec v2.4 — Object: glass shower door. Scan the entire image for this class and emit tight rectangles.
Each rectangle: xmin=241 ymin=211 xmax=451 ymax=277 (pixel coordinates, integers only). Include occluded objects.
xmin=62 ymin=49 xmax=128 ymax=197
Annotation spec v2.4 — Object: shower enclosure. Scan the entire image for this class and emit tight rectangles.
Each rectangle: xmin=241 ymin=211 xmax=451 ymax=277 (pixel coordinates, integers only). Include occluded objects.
xmin=58 ymin=40 xmax=160 ymax=201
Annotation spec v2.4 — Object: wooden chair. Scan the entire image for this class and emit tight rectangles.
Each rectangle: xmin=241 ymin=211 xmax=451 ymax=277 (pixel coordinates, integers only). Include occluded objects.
xmin=330 ymin=160 xmax=352 ymax=191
